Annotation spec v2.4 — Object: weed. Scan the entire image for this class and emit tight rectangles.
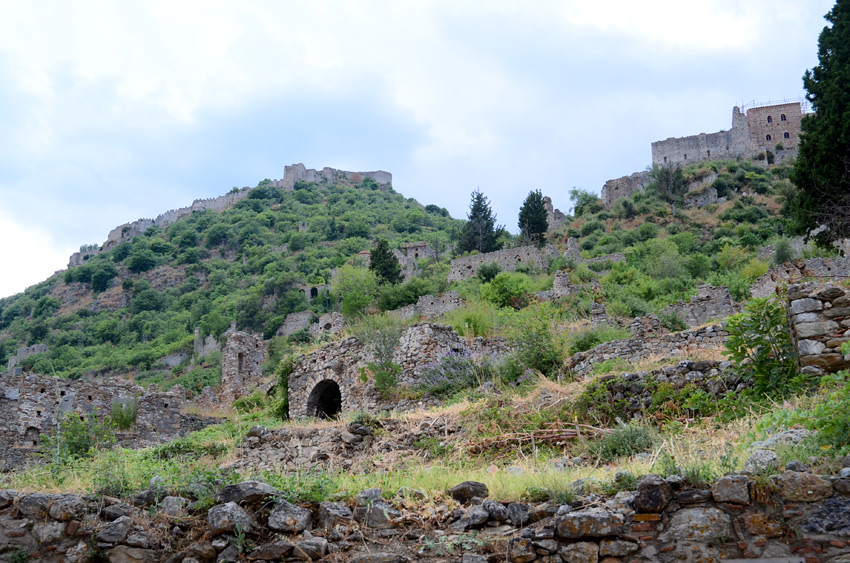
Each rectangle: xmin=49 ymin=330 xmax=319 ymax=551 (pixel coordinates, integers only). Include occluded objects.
xmin=586 ymin=423 xmax=659 ymax=463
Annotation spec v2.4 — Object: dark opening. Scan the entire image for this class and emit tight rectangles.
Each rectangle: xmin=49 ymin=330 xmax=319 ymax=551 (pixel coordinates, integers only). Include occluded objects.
xmin=324 ymin=323 xmax=332 ymax=330
xmin=237 ymin=352 xmax=245 ymax=374
xmin=766 ymin=134 xmax=772 ymax=141
xmin=784 ymin=132 xmax=790 ymax=139
xmin=707 ymin=150 xmax=710 ymax=157
xmin=87 ymin=395 xmax=92 ymax=401
xmin=307 ymin=379 xmax=342 ymax=419
xmin=310 ymin=287 xmax=318 ymax=299
xmin=24 ymin=427 xmax=39 ymax=447
xmin=781 ymin=114 xmax=786 ymax=121
xmin=39 ymin=388 xmax=45 ymax=393
xmin=767 ymin=115 xmax=773 ymax=123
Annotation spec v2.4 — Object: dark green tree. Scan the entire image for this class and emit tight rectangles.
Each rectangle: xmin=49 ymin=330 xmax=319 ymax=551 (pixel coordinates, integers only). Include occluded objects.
xmin=457 ymin=190 xmax=503 ymax=254
xmin=369 ymin=239 xmax=403 ymax=285
xmin=518 ymin=189 xmax=548 ymax=245
xmin=648 ymin=164 xmax=687 ymax=213
xmin=791 ymin=0 xmax=850 ymax=246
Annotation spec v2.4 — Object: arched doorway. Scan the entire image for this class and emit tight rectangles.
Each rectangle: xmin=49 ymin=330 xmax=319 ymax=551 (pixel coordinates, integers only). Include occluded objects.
xmin=23 ymin=427 xmax=40 ymax=447
xmin=306 ymin=379 xmax=342 ymax=419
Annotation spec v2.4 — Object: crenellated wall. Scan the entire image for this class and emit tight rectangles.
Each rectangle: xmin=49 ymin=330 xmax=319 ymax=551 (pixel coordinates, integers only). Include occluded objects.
xmin=278 ymin=163 xmax=392 ymax=191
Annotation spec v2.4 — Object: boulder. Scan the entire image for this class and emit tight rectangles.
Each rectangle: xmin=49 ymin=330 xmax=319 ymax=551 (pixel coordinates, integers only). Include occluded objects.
xmin=106 ymin=545 xmax=158 ymax=563
xmin=215 ymin=481 xmax=277 ymax=505
xmin=447 ymin=481 xmax=489 ymax=504
xmin=293 ymin=537 xmax=328 ymax=560
xmin=745 ymin=449 xmax=779 ymax=473
xmin=19 ymin=493 xmax=53 ymax=519
xmin=160 ymin=496 xmax=188 ymax=518
xmin=350 ymin=554 xmax=412 ymax=563
xmin=771 ymin=472 xmax=833 ymax=502
xmin=483 ymin=499 xmax=509 ymax=522
xmin=207 ymin=502 xmax=252 ymax=536
xmin=558 ymin=541 xmax=599 ymax=563
xmin=508 ymin=537 xmax=537 ymax=563
xmin=246 ymin=540 xmax=294 ymax=561
xmin=33 ymin=521 xmax=65 ymax=543
xmin=317 ymin=501 xmax=353 ymax=529
xmin=48 ymin=494 xmax=85 ymax=521
xmin=354 ymin=501 xmax=401 ymax=529
xmin=803 ymin=496 xmax=850 ymax=535
xmin=712 ymin=475 xmax=750 ymax=504
xmin=555 ymin=509 xmax=624 ymax=539
xmin=658 ymin=508 xmax=732 ymax=542
xmin=634 ymin=474 xmax=672 ymax=513
xmin=357 ymin=488 xmax=383 ymax=506
xmin=267 ymin=500 xmax=312 ymax=533
xmin=98 ymin=515 xmax=133 ymax=543
xmin=507 ymin=502 xmax=530 ymax=525
xmin=0 ymin=489 xmax=15 ymax=509
xmin=599 ymin=539 xmax=638 ymax=557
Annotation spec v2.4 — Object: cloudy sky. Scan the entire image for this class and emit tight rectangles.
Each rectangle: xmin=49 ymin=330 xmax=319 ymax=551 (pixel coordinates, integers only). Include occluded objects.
xmin=0 ymin=0 xmax=834 ymax=298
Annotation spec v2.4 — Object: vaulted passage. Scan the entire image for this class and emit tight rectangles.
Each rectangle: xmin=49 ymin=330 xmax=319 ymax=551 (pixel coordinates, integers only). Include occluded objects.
xmin=306 ymin=379 xmax=342 ymax=419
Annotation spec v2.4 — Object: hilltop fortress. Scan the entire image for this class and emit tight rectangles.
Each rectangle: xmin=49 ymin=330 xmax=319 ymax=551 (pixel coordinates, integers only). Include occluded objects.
xmin=68 ymin=164 xmax=392 ymax=267
xmin=601 ymin=101 xmax=806 ymax=208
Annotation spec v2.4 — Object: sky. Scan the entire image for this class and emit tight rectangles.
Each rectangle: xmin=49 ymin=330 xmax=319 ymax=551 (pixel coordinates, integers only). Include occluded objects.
xmin=0 ymin=0 xmax=835 ymax=298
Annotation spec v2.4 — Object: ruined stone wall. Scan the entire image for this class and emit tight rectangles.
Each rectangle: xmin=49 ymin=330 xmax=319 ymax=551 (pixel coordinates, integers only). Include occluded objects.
xmin=389 ymin=291 xmax=465 ymax=321
xmin=309 ymin=313 xmax=345 ymax=340
xmin=542 ymin=196 xmax=566 ymax=230
xmin=7 ymin=344 xmax=49 ymax=372
xmin=400 ymin=241 xmax=435 ymax=261
xmin=651 ymin=106 xmax=750 ymax=167
xmin=569 ymin=325 xmax=729 ymax=377
xmin=288 ymin=322 xmax=509 ymax=418
xmin=747 ymin=102 xmax=803 ymax=150
xmin=276 ymin=311 xmax=314 ymax=338
xmin=279 ymin=163 xmax=392 ymax=190
xmin=661 ymin=284 xmax=739 ymax=328
xmin=750 ymin=256 xmax=850 ymax=298
xmin=192 ymin=328 xmax=220 ymax=359
xmin=787 ymin=282 xmax=850 ymax=374
xmin=447 ymin=245 xmax=559 ymax=282
xmin=220 ymin=327 xmax=265 ymax=404
xmin=601 ymin=171 xmax=651 ymax=209
xmin=0 ymin=373 xmax=204 ymax=470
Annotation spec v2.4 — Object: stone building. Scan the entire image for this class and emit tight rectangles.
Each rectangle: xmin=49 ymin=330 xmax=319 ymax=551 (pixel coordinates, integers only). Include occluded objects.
xmin=0 ymin=372 xmax=205 ymax=470
xmin=447 ymin=245 xmax=560 ymax=282
xmin=400 ymin=241 xmax=436 ymax=261
xmin=220 ymin=325 xmax=266 ymax=404
xmin=275 ymin=164 xmax=392 ymax=191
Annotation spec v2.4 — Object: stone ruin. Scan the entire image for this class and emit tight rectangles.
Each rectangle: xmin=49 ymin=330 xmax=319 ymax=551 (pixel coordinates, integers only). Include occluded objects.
xmin=750 ymin=256 xmax=850 ymax=299
xmin=660 ymin=284 xmax=739 ymax=328
xmin=219 ymin=325 xmax=266 ymax=404
xmin=276 ymin=311 xmax=315 ymax=338
xmin=542 ymin=196 xmax=566 ymax=230
xmin=787 ymin=282 xmax=850 ymax=375
xmin=400 ymin=241 xmax=436 ymax=261
xmin=274 ymin=163 xmax=392 ymax=191
xmin=309 ymin=313 xmax=345 ymax=340
xmin=6 ymin=344 xmax=49 ymax=375
xmin=287 ymin=322 xmax=506 ymax=419
xmin=447 ymin=245 xmax=560 ymax=282
xmin=0 ymin=372 xmax=209 ymax=470
xmin=388 ymin=291 xmax=465 ymax=321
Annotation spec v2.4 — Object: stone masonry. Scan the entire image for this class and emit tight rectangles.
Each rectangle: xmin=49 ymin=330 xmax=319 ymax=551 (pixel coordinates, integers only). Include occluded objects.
xmin=751 ymin=256 xmax=850 ymax=299
xmin=388 ymin=291 xmax=465 ymax=321
xmin=601 ymin=171 xmax=652 ymax=209
xmin=220 ymin=326 xmax=266 ymax=404
xmin=0 ymin=372 xmax=207 ymax=470
xmin=569 ymin=325 xmax=729 ymax=378
xmin=309 ymin=313 xmax=345 ymax=340
xmin=276 ymin=311 xmax=315 ymax=338
xmin=277 ymin=163 xmax=392 ymax=191
xmin=288 ymin=322 xmax=505 ymax=419
xmin=660 ymin=284 xmax=739 ymax=328
xmin=787 ymin=282 xmax=850 ymax=374
xmin=447 ymin=245 xmax=560 ymax=282
xmin=6 ymin=344 xmax=49 ymax=373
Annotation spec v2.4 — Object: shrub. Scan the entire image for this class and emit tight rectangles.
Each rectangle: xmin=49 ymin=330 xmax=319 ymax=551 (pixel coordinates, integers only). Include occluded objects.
xmin=481 ymin=272 xmax=532 ymax=309
xmin=567 ymin=325 xmax=631 ymax=355
xmin=417 ymin=350 xmax=491 ymax=399
xmin=657 ymin=311 xmax=687 ymax=332
xmin=110 ymin=398 xmax=138 ymax=430
xmin=272 ymin=355 xmax=300 ymax=418
xmin=587 ymin=423 xmax=659 ymax=463
xmin=232 ymin=388 xmax=271 ymax=413
xmin=42 ymin=412 xmax=116 ymax=461
xmin=477 ymin=261 xmax=502 ymax=283
xmin=508 ymin=304 xmax=565 ymax=377
xmin=773 ymin=238 xmax=796 ymax=264
xmin=724 ymin=297 xmax=800 ymax=396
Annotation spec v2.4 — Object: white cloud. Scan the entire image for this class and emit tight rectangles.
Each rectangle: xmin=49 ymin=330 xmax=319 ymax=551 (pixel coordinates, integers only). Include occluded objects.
xmin=0 ymin=210 xmax=75 ymax=299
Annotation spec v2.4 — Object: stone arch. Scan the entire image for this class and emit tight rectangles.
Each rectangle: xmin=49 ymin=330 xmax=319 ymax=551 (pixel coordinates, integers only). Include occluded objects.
xmin=310 ymin=287 xmax=318 ymax=299
xmin=23 ymin=427 xmax=40 ymax=447
xmin=305 ymin=379 xmax=342 ymax=419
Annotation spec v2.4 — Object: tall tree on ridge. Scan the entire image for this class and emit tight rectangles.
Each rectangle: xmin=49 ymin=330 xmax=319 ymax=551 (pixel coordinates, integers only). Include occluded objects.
xmin=518 ymin=189 xmax=548 ymax=246
xmin=457 ymin=189 xmax=503 ymax=254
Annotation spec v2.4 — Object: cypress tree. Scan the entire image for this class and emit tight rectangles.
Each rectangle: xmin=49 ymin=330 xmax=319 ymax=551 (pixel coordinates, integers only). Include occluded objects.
xmin=369 ymin=239 xmax=403 ymax=285
xmin=791 ymin=0 xmax=850 ymax=245
xmin=457 ymin=190 xmax=503 ymax=254
xmin=518 ymin=190 xmax=549 ymax=245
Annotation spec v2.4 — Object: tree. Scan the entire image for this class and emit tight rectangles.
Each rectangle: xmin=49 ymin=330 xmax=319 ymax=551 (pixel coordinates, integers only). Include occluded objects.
xmin=791 ymin=0 xmax=850 ymax=246
xmin=332 ymin=265 xmax=378 ymax=317
xmin=568 ymin=188 xmax=602 ymax=217
xmin=369 ymin=239 xmax=403 ymax=285
xmin=648 ymin=164 xmax=687 ymax=213
xmin=457 ymin=190 xmax=503 ymax=254
xmin=518 ymin=190 xmax=548 ymax=246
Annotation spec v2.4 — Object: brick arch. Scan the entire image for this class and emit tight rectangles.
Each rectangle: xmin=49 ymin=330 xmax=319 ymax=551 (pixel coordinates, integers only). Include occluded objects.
xmin=304 ymin=378 xmax=345 ymax=418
